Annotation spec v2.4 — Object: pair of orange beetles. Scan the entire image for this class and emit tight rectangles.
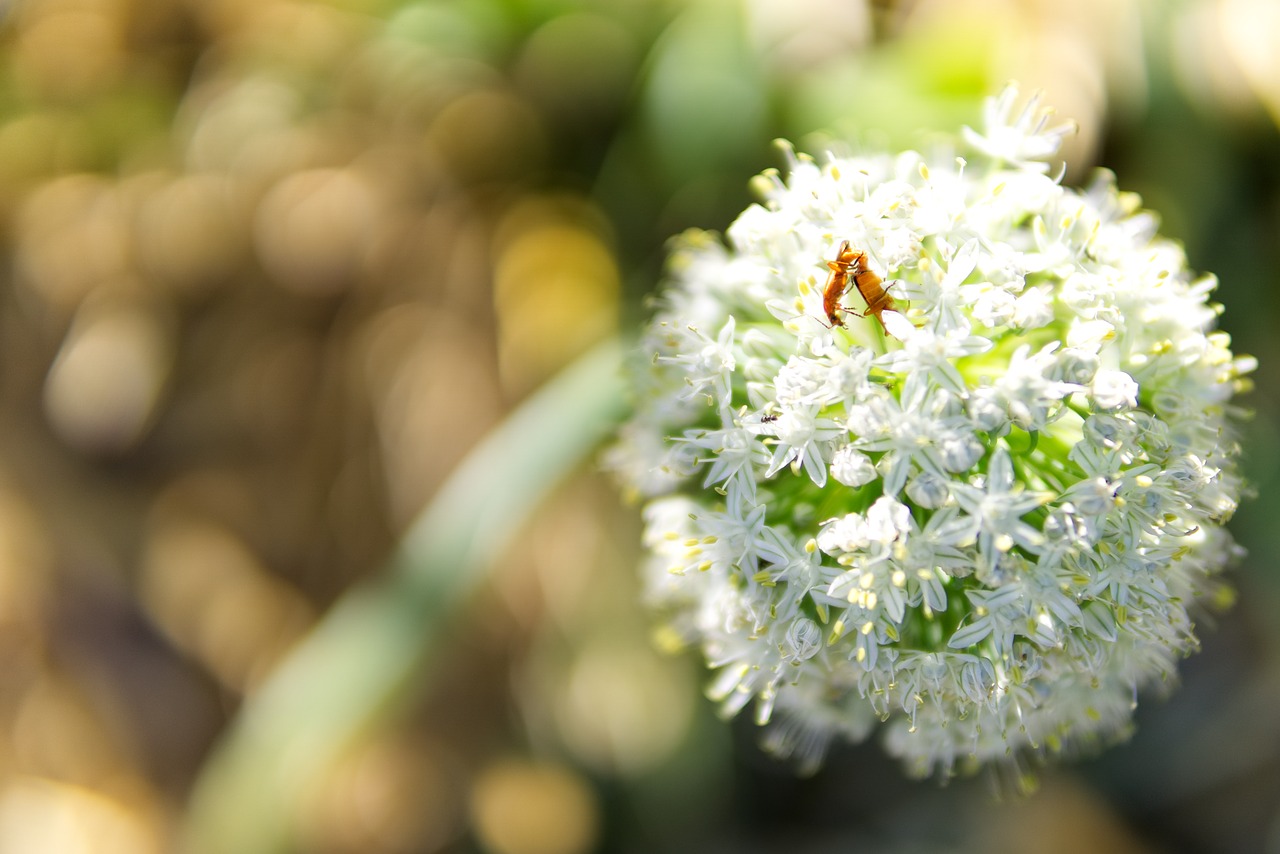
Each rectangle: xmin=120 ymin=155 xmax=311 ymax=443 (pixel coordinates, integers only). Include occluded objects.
xmin=822 ymin=241 xmax=900 ymax=333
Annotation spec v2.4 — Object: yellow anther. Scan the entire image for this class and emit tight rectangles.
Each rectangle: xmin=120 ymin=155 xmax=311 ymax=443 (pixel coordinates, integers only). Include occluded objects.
xmin=828 ymin=619 xmax=847 ymax=644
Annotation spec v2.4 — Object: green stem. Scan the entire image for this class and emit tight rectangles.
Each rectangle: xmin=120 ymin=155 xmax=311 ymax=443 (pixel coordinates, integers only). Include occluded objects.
xmin=180 ymin=339 xmax=630 ymax=854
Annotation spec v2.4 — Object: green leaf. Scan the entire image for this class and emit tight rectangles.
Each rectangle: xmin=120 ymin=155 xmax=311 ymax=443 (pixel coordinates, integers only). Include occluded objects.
xmin=181 ymin=338 xmax=630 ymax=854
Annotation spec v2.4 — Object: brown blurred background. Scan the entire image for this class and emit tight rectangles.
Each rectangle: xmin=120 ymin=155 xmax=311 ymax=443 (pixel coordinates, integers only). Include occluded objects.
xmin=0 ymin=1 xmax=1278 ymax=852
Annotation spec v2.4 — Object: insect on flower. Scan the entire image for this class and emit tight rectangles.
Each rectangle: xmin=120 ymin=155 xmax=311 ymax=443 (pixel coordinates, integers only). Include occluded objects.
xmin=612 ymin=83 xmax=1253 ymax=782
xmin=822 ymin=241 xmax=902 ymax=334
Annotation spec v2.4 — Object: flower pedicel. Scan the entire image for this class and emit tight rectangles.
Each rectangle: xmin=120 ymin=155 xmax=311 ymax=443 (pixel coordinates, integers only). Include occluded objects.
xmin=610 ymin=86 xmax=1254 ymax=781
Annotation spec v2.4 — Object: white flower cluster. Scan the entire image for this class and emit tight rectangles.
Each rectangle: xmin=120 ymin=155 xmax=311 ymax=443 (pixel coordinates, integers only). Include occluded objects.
xmin=610 ymin=86 xmax=1255 ymax=779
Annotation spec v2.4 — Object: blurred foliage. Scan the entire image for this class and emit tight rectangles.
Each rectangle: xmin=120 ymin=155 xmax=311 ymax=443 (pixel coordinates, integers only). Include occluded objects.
xmin=0 ymin=0 xmax=1276 ymax=852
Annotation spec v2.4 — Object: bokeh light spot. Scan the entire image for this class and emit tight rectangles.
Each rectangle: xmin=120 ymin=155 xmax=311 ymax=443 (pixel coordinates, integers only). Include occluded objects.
xmin=469 ymin=759 xmax=598 ymax=854
xmin=44 ymin=302 xmax=172 ymax=455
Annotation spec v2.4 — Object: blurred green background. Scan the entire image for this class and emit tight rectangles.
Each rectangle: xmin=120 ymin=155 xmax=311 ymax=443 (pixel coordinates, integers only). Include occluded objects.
xmin=0 ymin=0 xmax=1277 ymax=852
